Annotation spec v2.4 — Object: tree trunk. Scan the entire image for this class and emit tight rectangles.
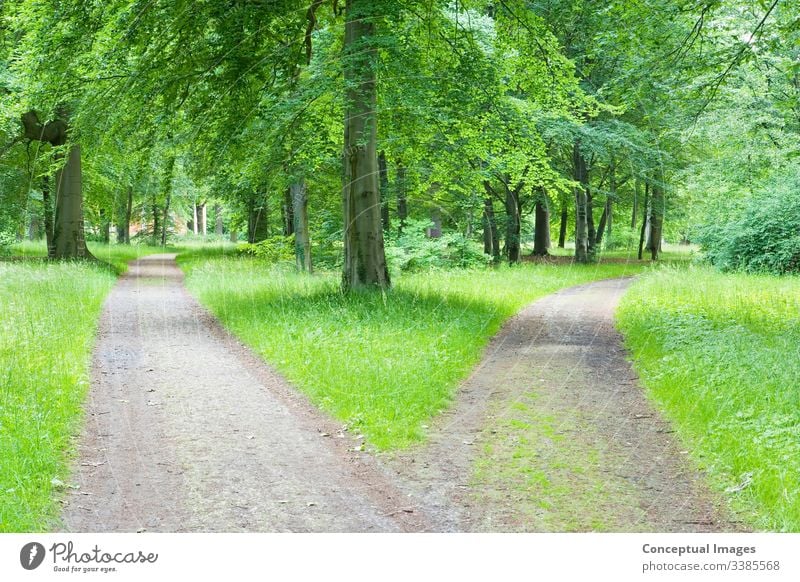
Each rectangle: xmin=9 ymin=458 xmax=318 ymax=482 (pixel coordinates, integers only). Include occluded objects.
xmin=573 ymin=141 xmax=589 ymax=263
xmin=648 ymin=177 xmax=664 ymax=260
xmin=247 ymin=193 xmax=269 ymax=243
xmin=41 ymin=175 xmax=54 ymax=256
xmin=638 ymin=183 xmax=650 ymax=260
xmin=505 ymin=180 xmax=521 ymax=263
xmin=342 ymin=0 xmax=390 ymax=290
xmin=586 ymin=187 xmax=596 ymax=259
xmin=378 ymin=150 xmax=390 ymax=231
xmin=52 ymin=145 xmax=93 ymax=259
xmin=282 ymin=188 xmax=294 ymax=236
xmin=161 ymin=155 xmax=176 ymax=246
xmin=396 ymin=161 xmax=407 ymax=233
xmin=533 ymin=195 xmax=550 ymax=256
xmin=100 ymin=209 xmax=110 ymax=243
xmin=214 ymin=204 xmax=223 ymax=235
xmin=558 ymin=197 xmax=568 ymax=248
xmin=192 ymin=203 xmax=198 ymax=235
xmin=201 ymin=203 xmax=207 ymax=236
xmin=28 ymin=214 xmax=40 ymax=240
xmin=631 ymin=179 xmax=639 ymax=229
xmin=291 ymin=180 xmax=312 ymax=273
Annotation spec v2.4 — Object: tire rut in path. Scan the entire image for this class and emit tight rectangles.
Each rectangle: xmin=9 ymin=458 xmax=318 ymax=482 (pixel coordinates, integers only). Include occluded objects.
xmin=62 ymin=254 xmax=425 ymax=532
xmin=386 ymin=277 xmax=741 ymax=532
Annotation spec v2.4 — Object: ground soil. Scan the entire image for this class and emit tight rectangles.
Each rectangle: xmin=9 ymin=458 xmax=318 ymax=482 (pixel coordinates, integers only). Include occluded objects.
xmin=62 ymin=259 xmax=740 ymax=532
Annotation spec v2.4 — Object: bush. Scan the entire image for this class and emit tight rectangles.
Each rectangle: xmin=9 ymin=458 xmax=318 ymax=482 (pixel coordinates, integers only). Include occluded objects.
xmin=0 ymin=231 xmax=16 ymax=256
xmin=385 ymin=219 xmax=490 ymax=273
xmin=237 ymin=235 xmax=295 ymax=263
xmin=696 ymin=169 xmax=800 ymax=275
xmin=603 ymin=227 xmax=640 ymax=251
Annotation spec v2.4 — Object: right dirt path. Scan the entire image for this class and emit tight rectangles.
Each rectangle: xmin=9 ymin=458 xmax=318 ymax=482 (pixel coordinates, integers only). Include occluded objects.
xmin=388 ymin=276 xmax=742 ymax=532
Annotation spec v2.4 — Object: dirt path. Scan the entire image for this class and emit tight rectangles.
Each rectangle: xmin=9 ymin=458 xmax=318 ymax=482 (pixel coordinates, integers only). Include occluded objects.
xmin=62 ymin=254 xmax=425 ymax=532
xmin=387 ymin=277 xmax=740 ymax=532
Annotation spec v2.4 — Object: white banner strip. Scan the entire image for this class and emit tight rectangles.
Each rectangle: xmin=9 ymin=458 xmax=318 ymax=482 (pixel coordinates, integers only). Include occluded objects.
xmin=1 ymin=533 xmax=798 ymax=581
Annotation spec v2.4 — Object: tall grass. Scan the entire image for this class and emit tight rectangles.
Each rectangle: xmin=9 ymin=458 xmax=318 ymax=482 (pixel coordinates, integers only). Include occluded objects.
xmin=0 ymin=262 xmax=116 ymax=532
xmin=617 ymin=266 xmax=800 ymax=531
xmin=180 ymin=254 xmax=646 ymax=449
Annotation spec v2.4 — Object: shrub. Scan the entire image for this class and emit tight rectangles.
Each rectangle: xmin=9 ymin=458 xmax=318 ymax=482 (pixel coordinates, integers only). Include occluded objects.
xmin=696 ymin=169 xmax=800 ymax=275
xmin=385 ymin=219 xmax=490 ymax=273
xmin=237 ymin=235 xmax=295 ymax=263
xmin=0 ymin=231 xmax=16 ymax=256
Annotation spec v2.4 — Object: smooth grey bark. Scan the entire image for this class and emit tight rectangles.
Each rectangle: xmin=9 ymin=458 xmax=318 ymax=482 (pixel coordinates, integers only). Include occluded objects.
xmin=396 ymin=161 xmax=407 ymax=233
xmin=638 ymin=183 xmax=650 ymax=260
xmin=533 ymin=195 xmax=550 ymax=257
xmin=214 ymin=204 xmax=223 ymax=235
xmin=161 ymin=155 xmax=176 ymax=246
xmin=247 ymin=192 xmax=269 ymax=243
xmin=115 ymin=186 xmax=132 ymax=244
xmin=41 ymin=175 xmax=54 ymax=255
xmin=282 ymin=188 xmax=294 ymax=236
xmin=573 ymin=141 xmax=589 ymax=263
xmin=22 ymin=111 xmax=92 ymax=260
xmin=52 ymin=144 xmax=92 ymax=259
xmin=291 ymin=180 xmax=312 ymax=273
xmin=647 ymin=176 xmax=665 ymax=260
xmin=378 ymin=150 xmax=390 ymax=231
xmin=558 ymin=197 xmax=568 ymax=249
xmin=342 ymin=0 xmax=389 ymax=290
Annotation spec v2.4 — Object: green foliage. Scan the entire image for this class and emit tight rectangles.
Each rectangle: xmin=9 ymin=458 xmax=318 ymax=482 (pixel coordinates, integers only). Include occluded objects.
xmin=0 ymin=261 xmax=115 ymax=532
xmin=180 ymin=252 xmax=644 ymax=449
xmin=236 ymin=236 xmax=295 ymax=264
xmin=697 ymin=167 xmax=800 ymax=274
xmin=385 ymin=220 xmax=490 ymax=273
xmin=0 ymin=231 xmax=15 ymax=255
xmin=617 ymin=266 xmax=800 ymax=531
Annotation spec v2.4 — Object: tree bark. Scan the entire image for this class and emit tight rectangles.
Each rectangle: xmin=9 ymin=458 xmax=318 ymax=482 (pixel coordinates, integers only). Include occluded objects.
xmin=396 ymin=161 xmax=407 ymax=233
xmin=161 ymin=155 xmax=176 ymax=246
xmin=192 ymin=203 xmax=198 ymax=235
xmin=573 ymin=141 xmax=589 ymax=263
xmin=638 ymin=183 xmax=650 ymax=260
xmin=378 ymin=150 xmax=390 ymax=231
xmin=648 ymin=176 xmax=664 ymax=260
xmin=291 ymin=180 xmax=312 ymax=273
xmin=631 ymin=179 xmax=639 ymax=229
xmin=100 ymin=209 xmax=110 ymax=244
xmin=52 ymin=144 xmax=92 ymax=259
xmin=342 ymin=0 xmax=390 ymax=290
xmin=558 ymin=196 xmax=568 ymax=248
xmin=214 ymin=204 xmax=223 ymax=235
xmin=282 ymin=187 xmax=294 ymax=236
xmin=41 ymin=175 xmax=54 ymax=256
xmin=504 ymin=179 xmax=521 ymax=263
xmin=533 ymin=195 xmax=550 ymax=256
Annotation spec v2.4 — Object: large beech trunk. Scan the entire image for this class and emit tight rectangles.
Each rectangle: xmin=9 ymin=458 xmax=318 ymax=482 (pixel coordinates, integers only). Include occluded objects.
xmin=342 ymin=0 xmax=389 ymax=290
xmin=533 ymin=196 xmax=550 ymax=256
xmin=573 ymin=141 xmax=589 ymax=263
xmin=505 ymin=182 xmax=521 ymax=263
xmin=291 ymin=180 xmax=312 ymax=272
xmin=647 ymin=177 xmax=664 ymax=260
xmin=52 ymin=144 xmax=92 ymax=259
xmin=378 ymin=150 xmax=390 ymax=231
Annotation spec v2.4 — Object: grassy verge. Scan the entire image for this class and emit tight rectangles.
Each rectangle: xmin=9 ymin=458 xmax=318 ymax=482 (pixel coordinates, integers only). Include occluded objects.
xmin=616 ymin=266 xmax=800 ymax=531
xmin=0 ymin=242 xmax=169 ymax=531
xmin=9 ymin=241 xmax=171 ymax=274
xmin=180 ymin=253 xmax=647 ymax=449
xmin=0 ymin=261 xmax=116 ymax=532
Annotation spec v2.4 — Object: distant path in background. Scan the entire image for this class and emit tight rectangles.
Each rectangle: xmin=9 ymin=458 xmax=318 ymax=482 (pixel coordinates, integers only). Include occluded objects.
xmin=387 ymin=277 xmax=742 ymax=532
xmin=62 ymin=254 xmax=425 ymax=532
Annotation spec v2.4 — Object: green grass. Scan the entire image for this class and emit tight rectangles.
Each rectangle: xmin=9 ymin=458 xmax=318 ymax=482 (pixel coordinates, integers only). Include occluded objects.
xmin=9 ymin=240 xmax=170 ymax=274
xmin=0 ymin=261 xmax=117 ymax=532
xmin=616 ymin=266 xmax=800 ymax=531
xmin=180 ymin=252 xmax=647 ymax=449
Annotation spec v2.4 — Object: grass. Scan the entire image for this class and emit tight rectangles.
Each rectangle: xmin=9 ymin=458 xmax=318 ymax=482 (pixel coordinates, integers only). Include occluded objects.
xmin=0 ymin=261 xmax=116 ymax=532
xmin=8 ymin=240 xmax=170 ymax=274
xmin=179 ymin=252 xmax=648 ymax=449
xmin=616 ymin=266 xmax=800 ymax=531
xmin=0 ymin=241 xmax=169 ymax=532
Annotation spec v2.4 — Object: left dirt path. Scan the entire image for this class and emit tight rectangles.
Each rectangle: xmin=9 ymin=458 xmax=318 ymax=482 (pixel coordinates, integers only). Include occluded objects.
xmin=61 ymin=254 xmax=423 ymax=532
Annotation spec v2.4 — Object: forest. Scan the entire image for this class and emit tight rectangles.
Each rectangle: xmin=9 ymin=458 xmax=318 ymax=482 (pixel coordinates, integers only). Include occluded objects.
xmin=1 ymin=0 xmax=799 ymax=536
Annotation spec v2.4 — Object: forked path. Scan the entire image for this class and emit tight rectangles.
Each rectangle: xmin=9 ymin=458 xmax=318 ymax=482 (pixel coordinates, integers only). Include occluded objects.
xmin=388 ymin=277 xmax=740 ymax=532
xmin=62 ymin=254 xmax=424 ymax=532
